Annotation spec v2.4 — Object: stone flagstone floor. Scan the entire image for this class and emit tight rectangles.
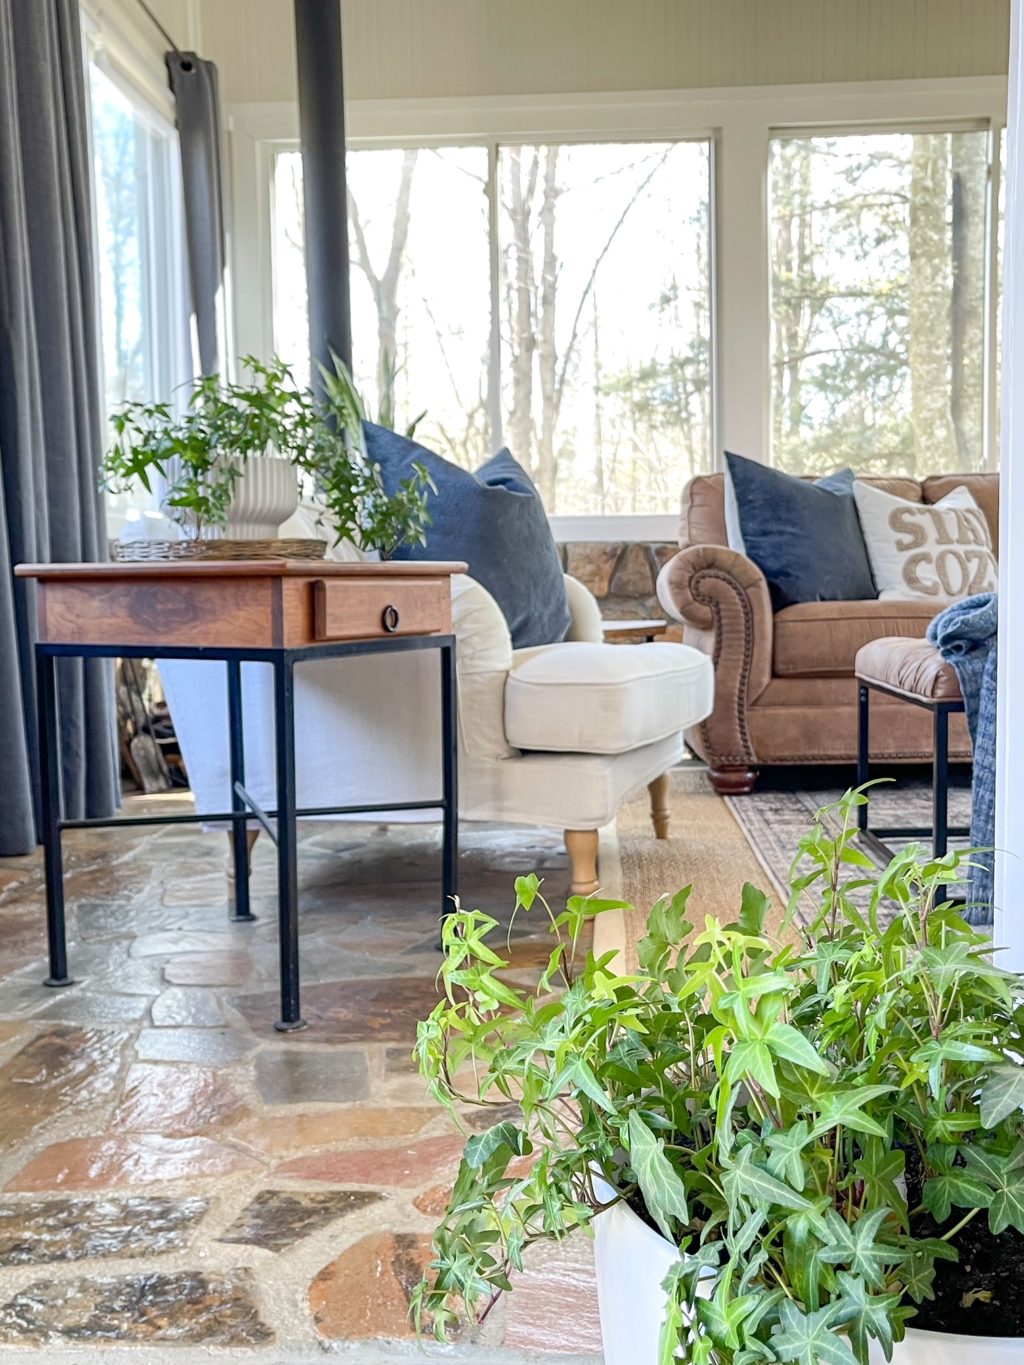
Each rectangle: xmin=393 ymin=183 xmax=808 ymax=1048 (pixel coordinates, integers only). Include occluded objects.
xmin=0 ymin=802 xmax=604 ymax=1362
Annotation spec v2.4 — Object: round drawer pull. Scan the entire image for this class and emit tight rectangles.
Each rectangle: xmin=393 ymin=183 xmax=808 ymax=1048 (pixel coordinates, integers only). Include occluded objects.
xmin=382 ymin=604 xmax=400 ymax=633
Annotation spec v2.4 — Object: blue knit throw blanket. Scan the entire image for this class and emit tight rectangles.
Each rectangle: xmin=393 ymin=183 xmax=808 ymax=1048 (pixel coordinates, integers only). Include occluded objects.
xmin=926 ymin=593 xmax=998 ymax=924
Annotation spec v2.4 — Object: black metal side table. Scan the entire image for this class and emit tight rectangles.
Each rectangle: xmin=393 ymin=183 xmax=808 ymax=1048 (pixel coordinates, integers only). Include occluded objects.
xmin=15 ymin=559 xmax=464 ymax=1033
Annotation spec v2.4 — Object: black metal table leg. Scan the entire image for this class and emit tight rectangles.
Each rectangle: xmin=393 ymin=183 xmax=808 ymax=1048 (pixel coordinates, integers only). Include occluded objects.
xmin=933 ymin=704 xmax=950 ymax=903
xmin=856 ymin=683 xmax=870 ymax=832
xmin=273 ymin=654 xmax=305 ymax=1032
xmin=226 ymin=660 xmax=256 ymax=923
xmin=440 ymin=639 xmax=458 ymax=920
xmin=37 ymin=649 xmax=72 ymax=988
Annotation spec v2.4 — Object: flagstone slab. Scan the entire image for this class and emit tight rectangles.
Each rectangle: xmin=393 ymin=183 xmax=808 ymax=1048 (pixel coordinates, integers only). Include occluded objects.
xmin=233 ymin=976 xmax=442 ymax=1044
xmin=0 ymin=1026 xmax=129 ymax=1149
xmin=218 ymin=1188 xmax=382 ymax=1252
xmin=151 ymin=987 xmax=227 ymax=1027
xmin=0 ymin=1269 xmax=273 ymax=1345
xmin=227 ymin=1105 xmax=436 ymax=1154
xmin=277 ymin=1133 xmax=465 ymax=1187
xmin=35 ymin=992 xmax=151 ymax=1024
xmin=254 ymin=1048 xmax=370 ymax=1105
xmin=134 ymin=1026 xmax=256 ymax=1065
xmin=113 ymin=1064 xmax=243 ymax=1135
xmin=163 ymin=950 xmax=254 ymax=986
xmin=0 ymin=1195 xmax=209 ymax=1264
xmin=6 ymin=1134 xmax=262 ymax=1192
xmin=308 ymin=1231 xmax=433 ymax=1340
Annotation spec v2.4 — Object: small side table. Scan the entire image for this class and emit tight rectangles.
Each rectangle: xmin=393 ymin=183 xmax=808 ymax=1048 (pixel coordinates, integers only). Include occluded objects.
xmin=603 ymin=618 xmax=668 ymax=645
xmin=15 ymin=559 xmax=466 ymax=1032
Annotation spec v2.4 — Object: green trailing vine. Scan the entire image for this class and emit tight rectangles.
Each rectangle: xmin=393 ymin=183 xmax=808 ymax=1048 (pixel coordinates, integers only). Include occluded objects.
xmin=414 ymin=785 xmax=1021 ymax=1363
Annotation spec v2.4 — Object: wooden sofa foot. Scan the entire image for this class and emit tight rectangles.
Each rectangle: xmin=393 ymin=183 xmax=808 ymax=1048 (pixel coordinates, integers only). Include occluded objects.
xmin=564 ymin=829 xmax=599 ymax=896
xmin=648 ymin=773 xmax=672 ymax=839
xmin=709 ymin=766 xmax=758 ymax=796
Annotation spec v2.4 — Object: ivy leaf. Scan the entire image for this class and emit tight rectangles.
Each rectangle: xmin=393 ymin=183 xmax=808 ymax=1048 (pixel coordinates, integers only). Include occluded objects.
xmin=964 ymin=1145 xmax=1024 ymax=1234
xmin=552 ymin=1055 xmax=615 ymax=1114
xmin=818 ymin=1209 xmax=902 ymax=1289
xmin=808 ymin=1085 xmax=894 ymax=1141
xmin=738 ymin=882 xmax=771 ymax=935
xmin=766 ymin=1021 xmax=831 ymax=1076
xmin=921 ymin=1169 xmax=991 ymax=1223
xmin=898 ymin=1237 xmax=958 ymax=1304
xmin=765 ymin=1121 xmax=812 ymax=1191
xmin=854 ymin=1147 xmax=905 ymax=1218
xmin=979 ymin=1063 xmax=1024 ymax=1129
xmin=770 ymin=1300 xmax=859 ymax=1365
xmin=726 ymin=1039 xmax=780 ymax=1097
xmin=464 ymin=1121 xmax=531 ymax=1170
xmin=834 ymin=1270 xmax=908 ymax=1363
xmin=722 ymin=1147 xmax=821 ymax=1220
xmin=627 ymin=1110 xmax=689 ymax=1240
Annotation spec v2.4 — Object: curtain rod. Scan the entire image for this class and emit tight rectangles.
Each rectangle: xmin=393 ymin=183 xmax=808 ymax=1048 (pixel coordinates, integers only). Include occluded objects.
xmin=133 ymin=0 xmax=182 ymax=54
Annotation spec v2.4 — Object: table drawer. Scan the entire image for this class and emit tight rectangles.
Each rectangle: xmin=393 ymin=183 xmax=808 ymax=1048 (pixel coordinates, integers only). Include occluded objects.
xmin=312 ymin=577 xmax=451 ymax=641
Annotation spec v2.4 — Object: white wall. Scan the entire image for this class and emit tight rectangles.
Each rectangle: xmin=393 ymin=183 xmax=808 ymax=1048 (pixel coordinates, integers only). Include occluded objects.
xmin=193 ymin=0 xmax=1010 ymax=105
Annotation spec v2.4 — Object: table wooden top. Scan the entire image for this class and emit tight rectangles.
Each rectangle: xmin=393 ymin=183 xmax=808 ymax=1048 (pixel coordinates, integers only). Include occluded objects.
xmin=15 ymin=559 xmax=467 ymax=580
xmin=603 ymin=617 xmax=668 ymax=638
xmin=18 ymin=559 xmax=467 ymax=650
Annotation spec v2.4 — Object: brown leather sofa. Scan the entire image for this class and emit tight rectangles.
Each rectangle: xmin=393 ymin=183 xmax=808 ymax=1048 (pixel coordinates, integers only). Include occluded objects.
xmin=656 ymin=472 xmax=999 ymax=795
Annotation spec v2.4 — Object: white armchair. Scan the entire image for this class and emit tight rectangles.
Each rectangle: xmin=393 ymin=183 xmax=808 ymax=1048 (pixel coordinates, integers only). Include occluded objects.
xmin=158 ymin=543 xmax=713 ymax=895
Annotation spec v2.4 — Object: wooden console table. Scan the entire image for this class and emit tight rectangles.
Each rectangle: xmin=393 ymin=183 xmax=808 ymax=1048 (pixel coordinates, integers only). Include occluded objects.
xmin=15 ymin=559 xmax=466 ymax=1032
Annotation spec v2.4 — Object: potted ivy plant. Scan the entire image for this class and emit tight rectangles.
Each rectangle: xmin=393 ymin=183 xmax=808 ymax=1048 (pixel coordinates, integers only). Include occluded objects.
xmin=101 ymin=357 xmax=319 ymax=559
xmin=414 ymin=787 xmax=1024 ymax=1364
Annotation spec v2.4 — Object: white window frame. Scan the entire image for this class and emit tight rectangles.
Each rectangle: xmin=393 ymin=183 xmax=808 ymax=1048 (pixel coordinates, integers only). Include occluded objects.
xmin=226 ymin=77 xmax=1007 ymax=542
xmin=83 ymin=21 xmax=192 ymax=534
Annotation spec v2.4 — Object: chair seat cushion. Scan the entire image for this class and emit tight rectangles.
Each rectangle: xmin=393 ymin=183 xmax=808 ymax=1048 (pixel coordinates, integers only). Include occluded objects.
xmin=855 ymin=636 xmax=962 ymax=702
xmin=773 ymin=598 xmax=948 ymax=678
xmin=504 ymin=642 xmax=713 ymax=755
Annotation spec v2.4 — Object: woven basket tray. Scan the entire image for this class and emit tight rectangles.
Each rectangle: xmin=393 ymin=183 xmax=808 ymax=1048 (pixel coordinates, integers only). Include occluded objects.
xmin=113 ymin=537 xmax=328 ymax=563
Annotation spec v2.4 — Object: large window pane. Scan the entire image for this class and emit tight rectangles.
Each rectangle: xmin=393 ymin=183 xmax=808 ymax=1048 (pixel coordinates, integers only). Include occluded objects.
xmin=273 ymin=147 xmax=492 ymax=464
xmin=769 ymin=129 xmax=990 ymax=475
xmin=497 ymin=141 xmax=712 ymax=514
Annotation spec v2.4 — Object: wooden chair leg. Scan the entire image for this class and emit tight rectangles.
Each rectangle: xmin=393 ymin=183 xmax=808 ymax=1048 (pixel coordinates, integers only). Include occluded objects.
xmin=648 ymin=772 xmax=672 ymax=839
xmin=226 ymin=829 xmax=260 ymax=887
xmin=564 ymin=829 xmax=599 ymax=896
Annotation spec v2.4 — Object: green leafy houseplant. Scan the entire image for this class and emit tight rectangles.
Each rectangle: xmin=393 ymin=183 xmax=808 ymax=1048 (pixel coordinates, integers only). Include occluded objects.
xmin=415 ymin=787 xmax=1024 ymax=1362
xmin=101 ymin=357 xmax=310 ymax=540
xmin=295 ymin=353 xmax=435 ymax=560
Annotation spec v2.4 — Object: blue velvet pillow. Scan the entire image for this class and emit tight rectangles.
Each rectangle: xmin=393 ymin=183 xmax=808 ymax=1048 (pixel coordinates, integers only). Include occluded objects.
xmin=365 ymin=424 xmax=571 ymax=648
xmin=724 ymin=451 xmax=877 ymax=610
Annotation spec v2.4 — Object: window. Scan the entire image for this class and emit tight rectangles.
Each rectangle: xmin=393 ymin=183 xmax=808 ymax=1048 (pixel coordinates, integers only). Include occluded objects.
xmin=769 ymin=128 xmax=994 ymax=476
xmin=272 ymin=138 xmax=714 ymax=515
xmin=274 ymin=146 xmax=492 ymax=465
xmin=87 ymin=63 xmax=189 ymax=518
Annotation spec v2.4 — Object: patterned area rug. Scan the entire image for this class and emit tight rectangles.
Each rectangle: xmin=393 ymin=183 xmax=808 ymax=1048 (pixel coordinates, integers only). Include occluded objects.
xmin=724 ymin=769 xmax=972 ymax=910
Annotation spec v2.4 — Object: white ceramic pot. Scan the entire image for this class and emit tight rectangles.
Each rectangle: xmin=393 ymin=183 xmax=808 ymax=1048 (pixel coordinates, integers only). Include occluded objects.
xmin=592 ymin=1192 xmax=1022 ymax=1365
xmin=221 ymin=453 xmax=299 ymax=538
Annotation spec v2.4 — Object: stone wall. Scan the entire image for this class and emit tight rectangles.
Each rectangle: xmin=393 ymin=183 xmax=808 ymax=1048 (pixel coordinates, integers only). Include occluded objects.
xmin=558 ymin=541 xmax=682 ymax=638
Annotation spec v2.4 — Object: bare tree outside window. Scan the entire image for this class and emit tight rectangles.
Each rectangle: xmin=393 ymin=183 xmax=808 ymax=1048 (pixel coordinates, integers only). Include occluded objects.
xmin=273 ymin=139 xmax=713 ymax=513
xmin=769 ymin=130 xmax=991 ymax=476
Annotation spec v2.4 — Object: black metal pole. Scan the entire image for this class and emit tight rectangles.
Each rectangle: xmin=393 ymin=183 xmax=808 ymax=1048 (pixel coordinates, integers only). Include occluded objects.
xmin=293 ymin=0 xmax=352 ymax=396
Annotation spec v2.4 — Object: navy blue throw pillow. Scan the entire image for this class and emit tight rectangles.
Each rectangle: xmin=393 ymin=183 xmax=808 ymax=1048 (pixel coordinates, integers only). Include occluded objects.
xmin=365 ymin=424 xmax=571 ymax=649
xmin=724 ymin=451 xmax=877 ymax=610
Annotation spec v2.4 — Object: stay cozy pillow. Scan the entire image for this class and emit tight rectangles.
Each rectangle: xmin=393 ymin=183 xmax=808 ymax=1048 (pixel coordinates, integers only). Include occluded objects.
xmin=852 ymin=481 xmax=998 ymax=602
xmin=724 ymin=451 xmax=877 ymax=610
xmin=365 ymin=424 xmax=571 ymax=649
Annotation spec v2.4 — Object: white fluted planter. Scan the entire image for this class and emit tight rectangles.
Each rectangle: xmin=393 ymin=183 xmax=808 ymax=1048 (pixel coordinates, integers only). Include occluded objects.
xmin=220 ymin=453 xmax=299 ymax=538
xmin=592 ymin=1194 xmax=1022 ymax=1365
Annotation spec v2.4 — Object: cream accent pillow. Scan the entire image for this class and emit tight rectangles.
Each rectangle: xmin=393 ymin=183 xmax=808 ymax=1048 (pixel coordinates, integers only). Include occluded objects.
xmin=852 ymin=481 xmax=998 ymax=601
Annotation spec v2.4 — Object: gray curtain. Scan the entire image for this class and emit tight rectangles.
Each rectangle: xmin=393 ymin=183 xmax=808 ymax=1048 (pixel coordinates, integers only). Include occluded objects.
xmin=166 ymin=51 xmax=226 ymax=377
xmin=0 ymin=0 xmax=119 ymax=855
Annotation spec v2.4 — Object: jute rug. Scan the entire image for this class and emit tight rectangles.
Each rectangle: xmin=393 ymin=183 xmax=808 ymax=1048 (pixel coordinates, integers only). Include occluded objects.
xmin=595 ymin=766 xmax=790 ymax=974
xmin=724 ymin=773 xmax=972 ymax=906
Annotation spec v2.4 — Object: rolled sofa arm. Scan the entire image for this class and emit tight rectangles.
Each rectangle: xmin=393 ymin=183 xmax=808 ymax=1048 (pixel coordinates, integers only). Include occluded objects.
xmin=656 ymin=545 xmax=774 ymax=770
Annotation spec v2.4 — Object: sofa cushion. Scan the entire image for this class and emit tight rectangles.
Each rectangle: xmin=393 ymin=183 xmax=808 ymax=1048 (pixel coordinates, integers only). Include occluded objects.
xmin=724 ymin=452 xmax=877 ymax=609
xmin=773 ymin=598 xmax=946 ymax=678
xmin=854 ymin=636 xmax=963 ymax=702
xmin=504 ymin=642 xmax=713 ymax=755
xmin=365 ymin=424 xmax=571 ymax=650
xmin=853 ymin=480 xmax=998 ymax=602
